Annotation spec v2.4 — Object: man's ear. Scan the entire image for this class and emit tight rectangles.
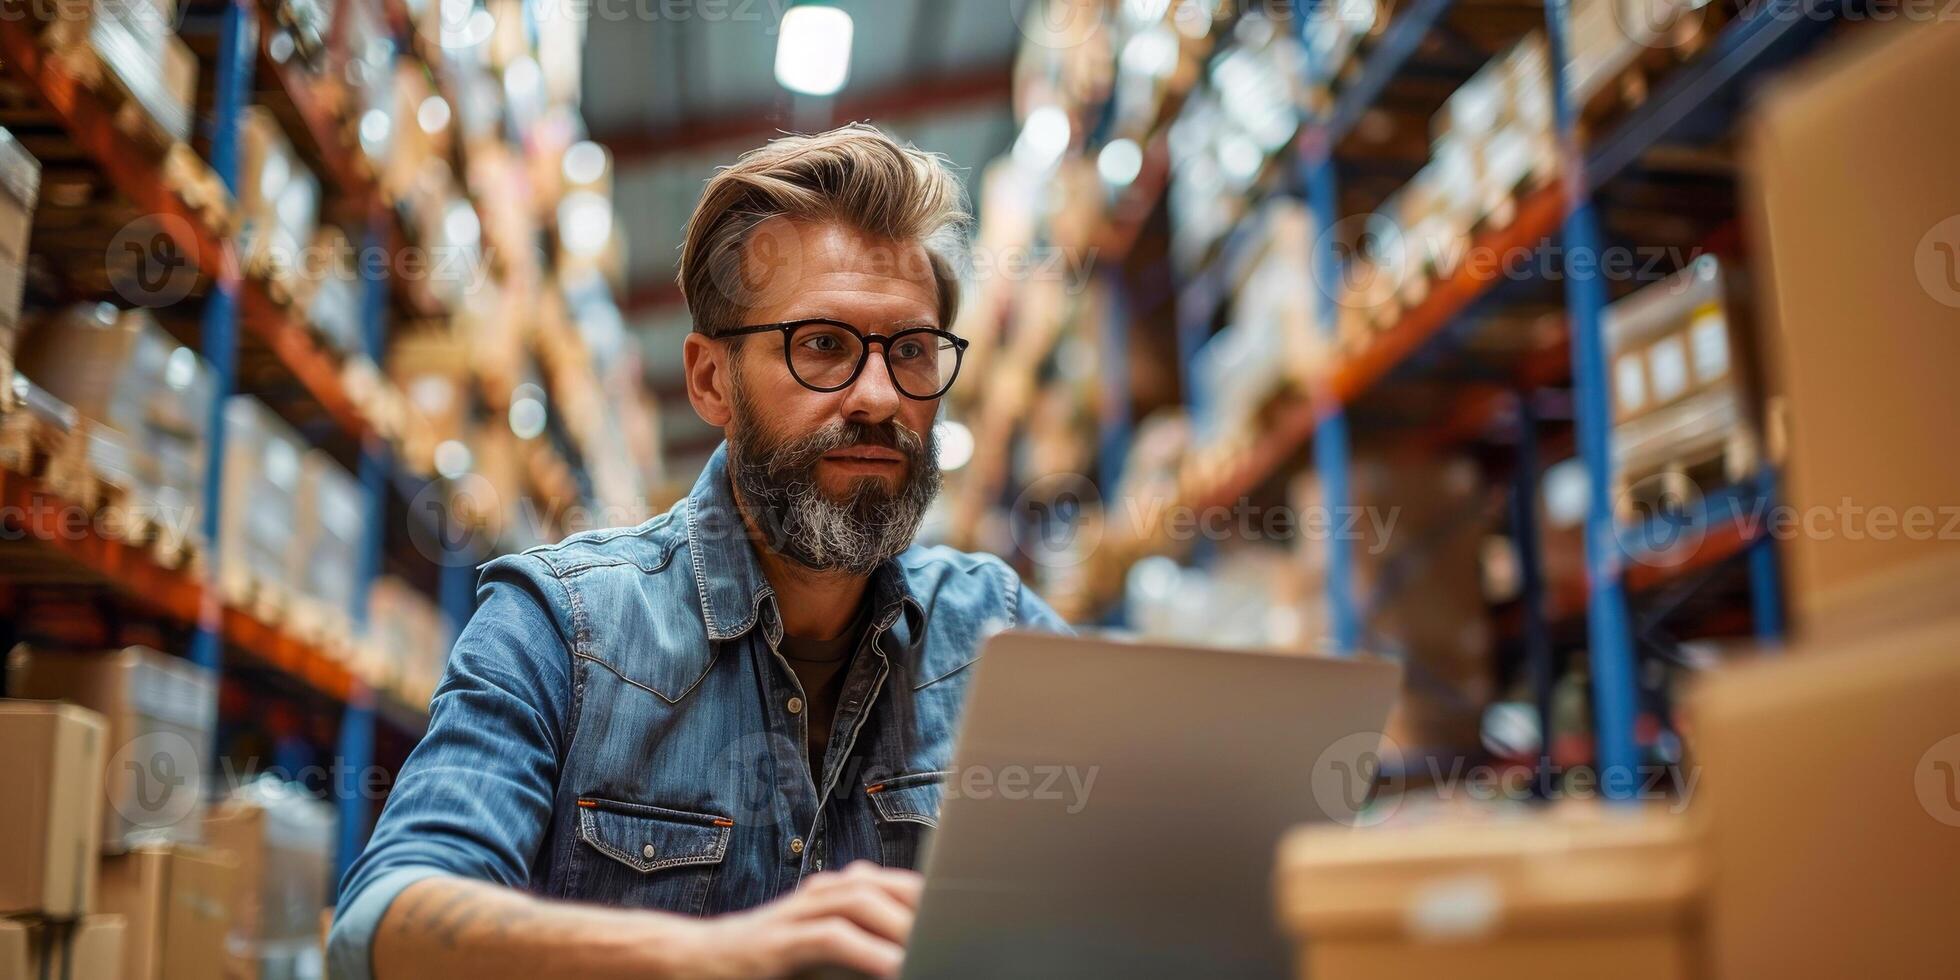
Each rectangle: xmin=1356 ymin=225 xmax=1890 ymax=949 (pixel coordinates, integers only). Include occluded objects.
xmin=682 ymin=332 xmax=734 ymax=427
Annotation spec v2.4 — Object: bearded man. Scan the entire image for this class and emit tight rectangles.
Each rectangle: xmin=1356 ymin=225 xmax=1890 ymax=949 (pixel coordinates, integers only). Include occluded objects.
xmin=328 ymin=124 xmax=1066 ymax=980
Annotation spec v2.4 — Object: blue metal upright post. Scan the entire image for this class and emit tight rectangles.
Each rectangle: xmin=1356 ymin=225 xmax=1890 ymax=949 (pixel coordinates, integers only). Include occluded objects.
xmin=333 ymin=693 xmax=375 ymax=882
xmin=1293 ymin=0 xmax=1361 ymax=658
xmin=1746 ymin=471 xmax=1785 ymax=644
xmin=1509 ymin=391 xmax=1556 ymax=796
xmin=189 ymin=0 xmax=255 ymax=673
xmin=1301 ymin=146 xmax=1360 ymax=657
xmin=337 ymin=219 xmax=391 ymax=883
xmin=1544 ymin=0 xmax=1640 ymax=798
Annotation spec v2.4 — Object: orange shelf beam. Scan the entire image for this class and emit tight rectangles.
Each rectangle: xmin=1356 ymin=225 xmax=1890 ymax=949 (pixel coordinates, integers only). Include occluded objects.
xmin=1189 ymin=182 xmax=1569 ymax=511
xmin=0 ymin=470 xmax=364 ymax=705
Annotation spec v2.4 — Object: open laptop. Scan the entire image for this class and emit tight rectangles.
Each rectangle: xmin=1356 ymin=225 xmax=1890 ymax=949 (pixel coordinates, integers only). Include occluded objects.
xmin=899 ymin=632 xmax=1402 ymax=979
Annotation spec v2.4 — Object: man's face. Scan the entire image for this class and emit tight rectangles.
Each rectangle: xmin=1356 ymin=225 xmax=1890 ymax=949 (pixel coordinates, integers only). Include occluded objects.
xmin=709 ymin=220 xmax=948 ymax=573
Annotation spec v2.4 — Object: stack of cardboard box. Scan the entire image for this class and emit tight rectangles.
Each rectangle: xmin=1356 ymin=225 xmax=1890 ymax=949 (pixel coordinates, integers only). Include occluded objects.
xmin=238 ymin=107 xmax=322 ymax=298
xmin=6 ymin=648 xmax=235 ymax=980
xmin=13 ymin=304 xmax=217 ymax=559
xmin=1277 ymin=22 xmax=1960 ymax=980
xmin=365 ymin=576 xmax=454 ymax=708
xmin=1290 ymin=450 xmax=1495 ymax=755
xmin=1603 ymin=256 xmax=1762 ymax=525
xmin=204 ymin=778 xmax=336 ymax=980
xmin=40 ymin=0 xmax=199 ymax=146
xmin=216 ymin=397 xmax=308 ymax=613
xmin=288 ymin=451 xmax=365 ymax=650
xmin=8 ymin=647 xmax=216 ymax=851
xmin=0 ymin=129 xmax=39 ymax=409
xmin=0 ymin=700 xmax=127 ymax=978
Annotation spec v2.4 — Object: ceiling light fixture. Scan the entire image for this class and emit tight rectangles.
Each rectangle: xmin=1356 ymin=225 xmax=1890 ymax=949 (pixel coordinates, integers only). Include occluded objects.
xmin=775 ymin=4 xmax=853 ymax=96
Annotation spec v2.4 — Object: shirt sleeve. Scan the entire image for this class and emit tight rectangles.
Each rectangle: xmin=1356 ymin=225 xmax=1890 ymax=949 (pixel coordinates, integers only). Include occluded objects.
xmin=328 ymin=553 xmax=574 ymax=980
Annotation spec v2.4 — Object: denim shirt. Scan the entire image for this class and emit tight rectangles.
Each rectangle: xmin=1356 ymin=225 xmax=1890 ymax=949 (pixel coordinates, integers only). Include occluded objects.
xmin=328 ymin=445 xmax=1066 ymax=978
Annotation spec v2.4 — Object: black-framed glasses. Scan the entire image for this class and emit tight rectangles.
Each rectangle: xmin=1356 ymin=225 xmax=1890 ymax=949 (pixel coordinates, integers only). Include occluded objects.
xmin=715 ymin=318 xmax=969 ymax=400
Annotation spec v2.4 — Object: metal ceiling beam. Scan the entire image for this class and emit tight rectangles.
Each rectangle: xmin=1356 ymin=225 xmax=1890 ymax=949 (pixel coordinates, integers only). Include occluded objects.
xmin=596 ymin=61 xmax=1014 ymax=165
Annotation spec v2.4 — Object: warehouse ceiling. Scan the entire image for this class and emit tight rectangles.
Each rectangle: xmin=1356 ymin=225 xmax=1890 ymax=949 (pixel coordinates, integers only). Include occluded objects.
xmin=583 ymin=0 xmax=1024 ymax=485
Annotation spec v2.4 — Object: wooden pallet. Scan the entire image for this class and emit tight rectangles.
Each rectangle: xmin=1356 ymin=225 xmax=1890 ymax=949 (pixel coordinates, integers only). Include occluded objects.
xmin=220 ymin=563 xmax=294 ymax=629
xmin=0 ymin=396 xmax=92 ymax=503
xmin=30 ymin=29 xmax=232 ymax=238
xmin=1613 ymin=427 xmax=1758 ymax=526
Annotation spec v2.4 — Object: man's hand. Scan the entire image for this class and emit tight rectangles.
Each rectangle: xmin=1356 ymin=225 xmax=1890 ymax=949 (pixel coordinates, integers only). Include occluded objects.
xmin=682 ymin=861 xmax=925 ymax=979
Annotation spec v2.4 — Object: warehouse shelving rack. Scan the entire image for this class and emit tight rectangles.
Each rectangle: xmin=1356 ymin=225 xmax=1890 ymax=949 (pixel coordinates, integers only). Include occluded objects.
xmin=1285 ymin=0 xmax=1831 ymax=792
xmin=1069 ymin=0 xmax=1844 ymax=796
xmin=0 ymin=0 xmax=549 ymax=877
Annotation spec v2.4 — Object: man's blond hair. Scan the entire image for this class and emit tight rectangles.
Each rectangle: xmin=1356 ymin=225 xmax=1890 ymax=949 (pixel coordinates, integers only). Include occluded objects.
xmin=678 ymin=123 xmax=971 ymax=337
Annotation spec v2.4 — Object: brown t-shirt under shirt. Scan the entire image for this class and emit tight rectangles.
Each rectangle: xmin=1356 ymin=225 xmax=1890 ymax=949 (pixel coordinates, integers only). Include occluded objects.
xmin=779 ymin=603 xmax=870 ymax=780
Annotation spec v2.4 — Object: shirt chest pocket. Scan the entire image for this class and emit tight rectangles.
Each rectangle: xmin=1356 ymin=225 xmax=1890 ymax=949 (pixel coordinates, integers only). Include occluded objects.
xmin=866 ymin=771 xmax=948 ymax=871
xmin=571 ymin=798 xmax=732 ymax=915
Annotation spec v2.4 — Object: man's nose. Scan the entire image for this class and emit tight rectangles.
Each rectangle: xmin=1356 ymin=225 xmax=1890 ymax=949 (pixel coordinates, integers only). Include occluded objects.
xmin=839 ymin=346 xmax=903 ymax=423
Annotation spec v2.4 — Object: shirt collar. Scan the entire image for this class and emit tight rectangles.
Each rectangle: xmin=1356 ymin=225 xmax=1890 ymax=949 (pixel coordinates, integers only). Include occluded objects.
xmin=686 ymin=443 xmax=925 ymax=644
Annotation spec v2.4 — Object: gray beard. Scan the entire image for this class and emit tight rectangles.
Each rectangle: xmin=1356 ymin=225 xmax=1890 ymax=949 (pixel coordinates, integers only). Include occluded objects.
xmin=726 ymin=391 xmax=941 ymax=575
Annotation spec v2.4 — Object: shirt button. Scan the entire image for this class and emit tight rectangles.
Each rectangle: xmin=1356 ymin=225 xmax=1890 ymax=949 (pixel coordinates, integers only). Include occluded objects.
xmin=786 ymin=697 xmax=804 ymax=715
xmin=641 ymin=843 xmax=655 ymax=860
xmin=790 ymin=837 xmax=805 ymax=855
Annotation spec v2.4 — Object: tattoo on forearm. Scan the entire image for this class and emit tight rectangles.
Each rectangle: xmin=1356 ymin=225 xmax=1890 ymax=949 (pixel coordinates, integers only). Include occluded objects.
xmin=394 ymin=884 xmax=543 ymax=952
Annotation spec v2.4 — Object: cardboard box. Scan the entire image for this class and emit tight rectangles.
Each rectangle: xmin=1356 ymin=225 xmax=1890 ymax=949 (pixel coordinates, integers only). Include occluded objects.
xmin=98 ymin=844 xmax=235 ymax=980
xmin=0 ymin=701 xmax=108 ymax=917
xmin=0 ymin=914 xmax=126 ymax=980
xmin=0 ymin=127 xmax=39 ymax=357
xmin=202 ymin=780 xmax=335 ymax=977
xmin=289 ymin=451 xmax=365 ymax=644
xmin=8 ymin=648 xmax=216 ymax=851
xmin=238 ymin=107 xmax=320 ymax=285
xmin=1278 ymin=806 xmax=1703 ymax=980
xmin=45 ymin=0 xmax=197 ymax=142
xmin=296 ymin=226 xmax=364 ymax=357
xmin=14 ymin=306 xmax=214 ymax=539
xmin=218 ymin=398 xmax=306 ymax=605
xmin=1604 ymin=256 xmax=1760 ymax=517
xmin=367 ymin=577 xmax=451 ymax=705
xmin=1743 ymin=21 xmax=1960 ymax=631
xmin=1310 ymin=451 xmax=1494 ymax=753
xmin=1691 ymin=596 xmax=1960 ymax=979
